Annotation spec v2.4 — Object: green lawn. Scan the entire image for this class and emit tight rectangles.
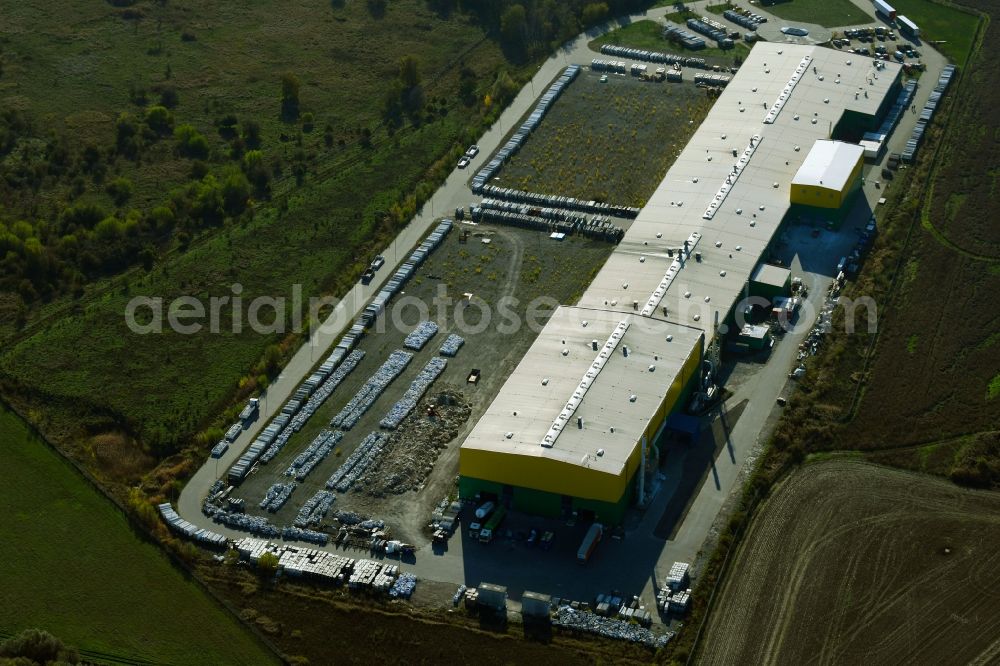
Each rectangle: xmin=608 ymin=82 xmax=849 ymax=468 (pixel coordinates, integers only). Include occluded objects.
xmin=888 ymin=0 xmax=981 ymax=66
xmin=0 ymin=406 xmax=279 ymax=665
xmin=763 ymin=0 xmax=871 ymax=27
xmin=590 ymin=19 xmax=749 ymax=63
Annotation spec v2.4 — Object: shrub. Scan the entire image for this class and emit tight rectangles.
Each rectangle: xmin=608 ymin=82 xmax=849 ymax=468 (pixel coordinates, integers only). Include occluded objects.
xmin=144 ymin=105 xmax=174 ymax=135
xmin=174 ymin=124 xmax=209 ymax=159
xmin=106 ymin=176 xmax=134 ymax=205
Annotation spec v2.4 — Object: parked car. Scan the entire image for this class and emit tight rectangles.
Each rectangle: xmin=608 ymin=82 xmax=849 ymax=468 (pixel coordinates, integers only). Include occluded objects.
xmin=457 ymin=156 xmax=471 ymax=169
xmin=465 ymin=145 xmax=479 ymax=158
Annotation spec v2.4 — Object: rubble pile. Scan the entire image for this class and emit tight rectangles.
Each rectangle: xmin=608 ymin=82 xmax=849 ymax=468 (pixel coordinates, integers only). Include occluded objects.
xmin=359 ymin=390 xmax=471 ymax=496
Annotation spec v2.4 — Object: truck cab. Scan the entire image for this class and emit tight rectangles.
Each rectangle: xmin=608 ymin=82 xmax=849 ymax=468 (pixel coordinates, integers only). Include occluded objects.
xmin=478 ymin=528 xmax=494 ymax=543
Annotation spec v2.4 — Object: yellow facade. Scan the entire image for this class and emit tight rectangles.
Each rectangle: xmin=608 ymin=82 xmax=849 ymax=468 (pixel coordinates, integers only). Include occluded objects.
xmin=789 ymin=155 xmax=863 ymax=209
xmin=459 ymin=335 xmax=702 ymax=503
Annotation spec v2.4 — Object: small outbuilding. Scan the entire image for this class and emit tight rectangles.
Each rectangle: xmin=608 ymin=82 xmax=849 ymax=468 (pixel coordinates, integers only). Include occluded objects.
xmin=750 ymin=263 xmax=792 ymax=301
xmin=521 ymin=591 xmax=552 ymax=620
xmin=790 ymin=140 xmax=865 ymax=210
xmin=477 ymin=583 xmax=508 ymax=614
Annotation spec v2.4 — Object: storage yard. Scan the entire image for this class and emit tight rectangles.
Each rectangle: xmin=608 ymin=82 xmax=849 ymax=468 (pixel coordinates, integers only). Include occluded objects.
xmin=215 ymin=224 xmax=614 ymax=545
xmin=500 ymin=69 xmax=713 ymax=207
xmin=700 ymin=461 xmax=1000 ymax=664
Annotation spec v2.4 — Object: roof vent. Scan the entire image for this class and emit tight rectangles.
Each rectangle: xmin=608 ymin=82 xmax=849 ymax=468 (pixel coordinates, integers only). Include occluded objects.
xmin=592 ymin=339 xmax=599 ymax=351
xmin=720 ymin=270 xmax=727 ymax=277
xmin=597 ymin=449 xmax=605 ymax=457
xmin=629 ymin=394 xmax=637 ymax=402
xmin=692 ymin=177 xmax=699 ymax=183
xmin=735 ymin=245 xmax=742 ymax=251
xmin=715 ymin=241 xmax=722 ymax=247
xmin=541 ymin=378 xmax=549 ymax=385
xmin=622 ymin=346 xmax=629 ymax=358
xmin=684 ymin=291 xmax=691 ymax=298
xmin=657 ymin=232 xmax=663 ymax=238
xmin=505 ymin=432 xmax=513 ymax=439
xmin=561 ymin=349 xmax=569 ymax=356
xmin=622 ymin=282 xmax=629 ymax=289
xmin=577 ymin=417 xmax=583 ymax=429
xmin=704 ymin=296 xmax=711 ymax=303
xmin=693 ymin=314 xmax=701 ymax=321
xmin=773 ymin=182 xmax=779 ymax=188
xmin=639 ymin=256 xmax=646 ymax=263
xmin=648 ymin=364 xmax=656 ymax=372
xmin=582 ymin=320 xmax=588 ymax=327
xmin=666 ymin=335 xmax=673 ymax=342
xmin=759 ymin=205 xmax=765 ymax=211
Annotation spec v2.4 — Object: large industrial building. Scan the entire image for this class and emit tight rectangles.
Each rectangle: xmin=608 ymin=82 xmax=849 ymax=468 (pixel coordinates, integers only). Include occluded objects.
xmin=459 ymin=43 xmax=903 ymax=523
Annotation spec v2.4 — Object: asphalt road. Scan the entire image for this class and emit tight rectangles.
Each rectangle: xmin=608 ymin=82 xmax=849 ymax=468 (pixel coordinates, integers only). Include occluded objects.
xmin=177 ymin=0 xmax=950 ymax=616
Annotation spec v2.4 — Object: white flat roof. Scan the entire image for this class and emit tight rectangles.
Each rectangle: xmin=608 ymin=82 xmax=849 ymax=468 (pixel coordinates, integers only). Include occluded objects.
xmin=751 ymin=262 xmax=791 ymax=288
xmin=791 ymin=139 xmax=864 ymax=190
xmin=461 ymin=306 xmax=703 ymax=476
xmin=575 ymin=43 xmax=900 ymax=337
xmin=463 ymin=43 xmax=901 ymax=475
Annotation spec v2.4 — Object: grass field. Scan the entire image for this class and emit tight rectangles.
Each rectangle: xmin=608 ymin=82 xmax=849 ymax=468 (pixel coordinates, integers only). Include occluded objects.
xmin=0 ymin=0 xmax=517 ymax=461
xmin=887 ymin=0 xmax=981 ymax=66
xmin=589 ymin=19 xmax=750 ymax=63
xmin=0 ymin=405 xmax=278 ymax=665
xmin=500 ymin=72 xmax=712 ymax=206
xmin=701 ymin=460 xmax=1000 ymax=664
xmin=763 ymin=0 xmax=871 ymax=27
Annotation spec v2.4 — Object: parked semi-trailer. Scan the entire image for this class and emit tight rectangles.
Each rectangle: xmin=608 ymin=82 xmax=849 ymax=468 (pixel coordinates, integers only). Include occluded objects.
xmin=873 ymin=0 xmax=897 ymax=21
xmin=577 ymin=523 xmax=604 ymax=563
xmin=478 ymin=505 xmax=507 ymax=543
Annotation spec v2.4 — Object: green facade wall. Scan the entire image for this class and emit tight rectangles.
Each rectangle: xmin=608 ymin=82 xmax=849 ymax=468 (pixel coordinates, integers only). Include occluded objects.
xmin=459 ymin=473 xmax=634 ymax=524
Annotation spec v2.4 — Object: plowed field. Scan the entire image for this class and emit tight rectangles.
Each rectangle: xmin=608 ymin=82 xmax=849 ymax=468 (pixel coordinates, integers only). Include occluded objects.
xmin=701 ymin=460 xmax=1000 ymax=665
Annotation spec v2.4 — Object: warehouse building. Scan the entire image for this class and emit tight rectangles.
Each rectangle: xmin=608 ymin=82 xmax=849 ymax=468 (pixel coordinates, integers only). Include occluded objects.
xmin=459 ymin=43 xmax=903 ymax=523
xmin=789 ymin=139 xmax=865 ymax=224
xmin=460 ymin=307 xmax=703 ymax=523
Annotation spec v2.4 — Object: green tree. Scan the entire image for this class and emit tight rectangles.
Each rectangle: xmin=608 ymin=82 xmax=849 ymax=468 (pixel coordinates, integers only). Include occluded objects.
xmin=159 ymin=86 xmax=179 ymax=108
xmin=500 ymin=4 xmax=528 ymax=56
xmin=115 ymin=112 xmax=140 ymax=156
xmin=398 ymin=55 xmax=421 ymax=89
xmin=0 ymin=629 xmax=79 ymax=664
xmin=106 ymin=176 xmax=134 ymax=205
xmin=581 ymin=2 xmax=609 ymax=26
xmin=242 ymin=119 xmax=262 ymax=149
xmin=174 ymin=124 xmax=209 ymax=158
xmin=280 ymin=72 xmax=300 ymax=120
xmin=258 ymin=551 xmax=279 ymax=577
xmin=144 ymin=105 xmax=174 ymax=135
xmin=221 ymin=167 xmax=251 ymax=215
